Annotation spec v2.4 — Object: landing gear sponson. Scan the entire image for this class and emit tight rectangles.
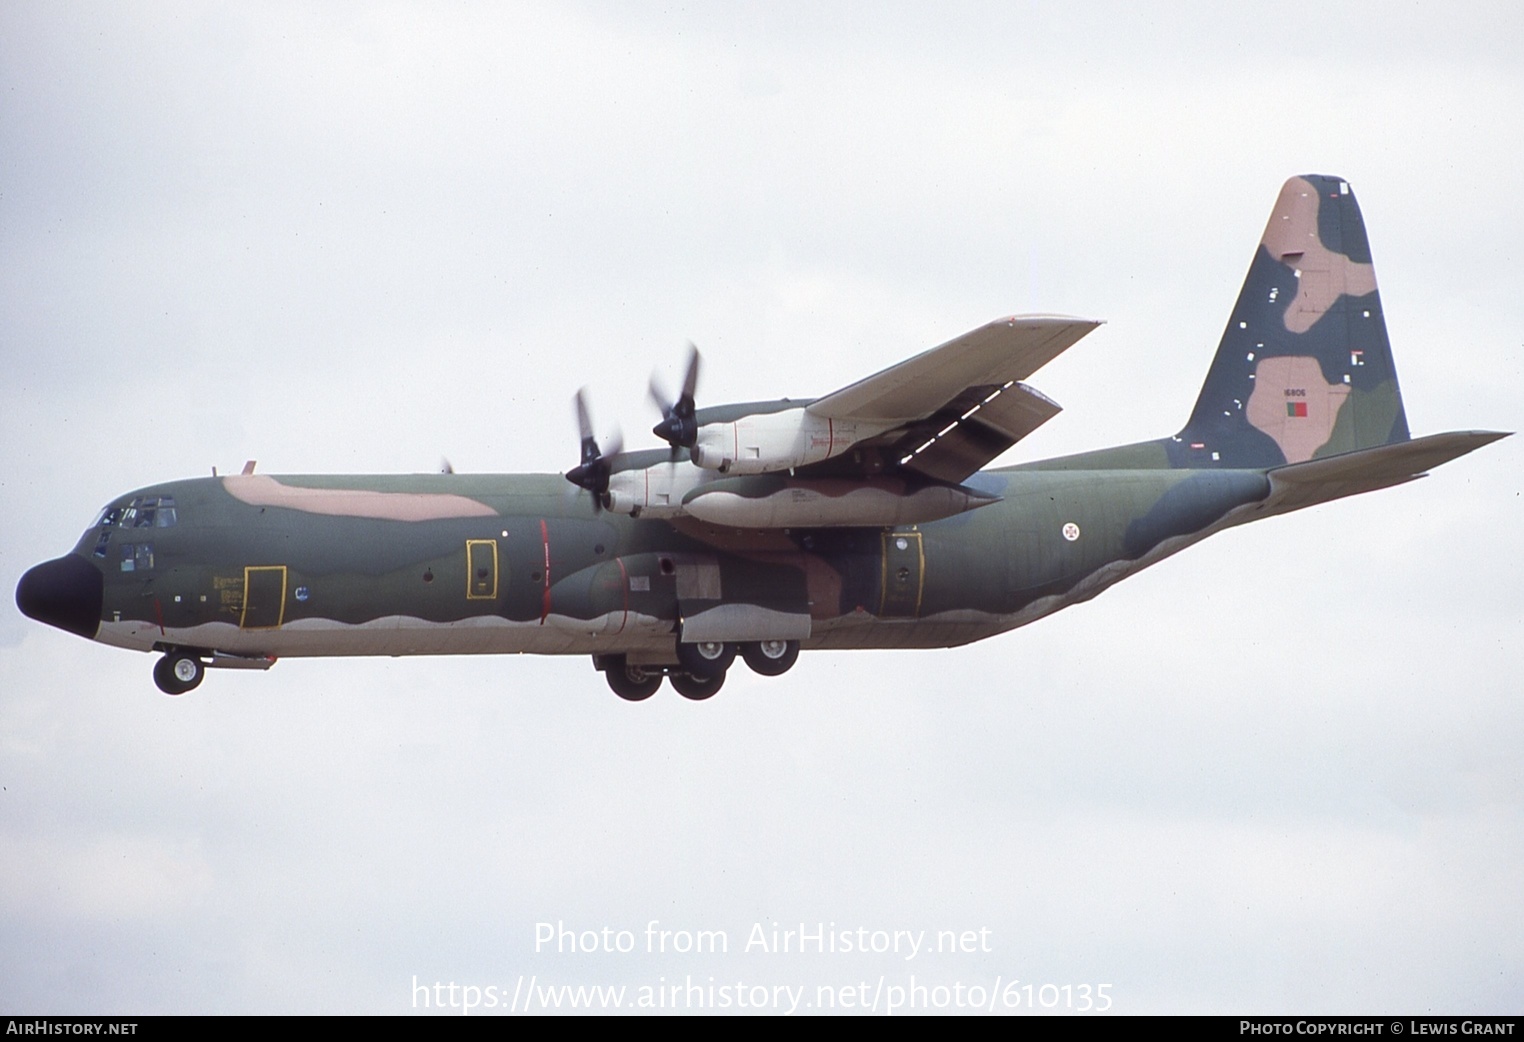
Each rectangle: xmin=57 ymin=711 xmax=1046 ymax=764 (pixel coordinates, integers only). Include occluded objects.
xmin=594 ymin=639 xmax=800 ymax=701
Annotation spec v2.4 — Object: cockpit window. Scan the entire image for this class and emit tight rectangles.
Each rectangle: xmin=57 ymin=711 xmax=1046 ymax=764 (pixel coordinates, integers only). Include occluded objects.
xmin=95 ymin=496 xmax=177 ymax=529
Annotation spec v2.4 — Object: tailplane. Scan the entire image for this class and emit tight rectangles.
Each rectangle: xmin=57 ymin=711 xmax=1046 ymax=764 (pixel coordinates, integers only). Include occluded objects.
xmin=1167 ymin=174 xmax=1410 ymax=468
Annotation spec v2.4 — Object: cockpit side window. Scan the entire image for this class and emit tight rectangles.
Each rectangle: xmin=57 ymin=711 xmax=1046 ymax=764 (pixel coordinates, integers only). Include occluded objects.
xmin=95 ymin=496 xmax=177 ymax=530
xmin=119 ymin=542 xmax=154 ymax=572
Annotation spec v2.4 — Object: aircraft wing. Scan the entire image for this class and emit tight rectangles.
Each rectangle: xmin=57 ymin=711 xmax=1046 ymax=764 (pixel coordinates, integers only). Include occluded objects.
xmin=804 ymin=315 xmax=1100 ymax=482
xmin=807 ymin=315 xmax=1100 ymax=423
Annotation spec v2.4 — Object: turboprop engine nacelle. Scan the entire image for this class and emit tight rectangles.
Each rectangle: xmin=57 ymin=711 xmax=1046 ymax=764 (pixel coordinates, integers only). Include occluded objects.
xmin=691 ymin=408 xmax=893 ymax=474
xmin=605 ymin=460 xmax=711 ymax=519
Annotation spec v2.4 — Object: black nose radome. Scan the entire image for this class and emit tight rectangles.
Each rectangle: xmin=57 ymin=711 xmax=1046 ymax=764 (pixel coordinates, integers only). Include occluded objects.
xmin=16 ymin=555 xmax=103 ymax=640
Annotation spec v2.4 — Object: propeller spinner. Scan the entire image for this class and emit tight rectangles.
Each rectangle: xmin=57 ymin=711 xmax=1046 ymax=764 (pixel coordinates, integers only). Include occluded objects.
xmin=650 ymin=343 xmax=701 ymax=451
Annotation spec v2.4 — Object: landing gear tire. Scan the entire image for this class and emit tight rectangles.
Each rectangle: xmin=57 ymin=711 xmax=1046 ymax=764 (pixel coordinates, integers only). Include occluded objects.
xmin=154 ymin=651 xmax=204 ymax=695
xmin=670 ymin=670 xmax=725 ymax=701
xmin=741 ymin=639 xmax=799 ymax=677
xmin=675 ymin=640 xmax=736 ymax=680
xmin=603 ymin=656 xmax=662 ymax=701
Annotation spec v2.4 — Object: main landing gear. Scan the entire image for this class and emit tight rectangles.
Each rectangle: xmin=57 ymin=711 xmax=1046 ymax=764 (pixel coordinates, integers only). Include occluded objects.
xmin=676 ymin=639 xmax=736 ymax=679
xmin=596 ymin=639 xmax=801 ymax=701
xmin=153 ymin=650 xmax=205 ymax=695
xmin=740 ymin=638 xmax=799 ymax=676
xmin=603 ymin=658 xmax=663 ymax=701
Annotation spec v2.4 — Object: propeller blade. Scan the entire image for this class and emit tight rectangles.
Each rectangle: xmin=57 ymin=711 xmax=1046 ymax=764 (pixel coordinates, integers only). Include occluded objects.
xmin=573 ymin=388 xmax=599 ymax=466
xmin=680 ymin=341 xmax=700 ymax=401
xmin=648 ymin=375 xmax=668 ymax=414
xmin=574 ymin=388 xmax=593 ymax=441
xmin=564 ymin=392 xmax=619 ymax=514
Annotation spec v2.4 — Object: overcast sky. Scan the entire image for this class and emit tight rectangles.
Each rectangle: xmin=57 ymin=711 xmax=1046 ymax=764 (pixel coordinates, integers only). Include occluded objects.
xmin=2 ymin=1 xmax=1520 ymax=1015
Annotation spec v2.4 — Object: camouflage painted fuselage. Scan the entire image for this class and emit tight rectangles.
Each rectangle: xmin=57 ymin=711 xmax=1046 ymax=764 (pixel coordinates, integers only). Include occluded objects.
xmin=17 ymin=174 xmax=1506 ymax=687
xmin=73 ymin=464 xmax=1271 ymax=660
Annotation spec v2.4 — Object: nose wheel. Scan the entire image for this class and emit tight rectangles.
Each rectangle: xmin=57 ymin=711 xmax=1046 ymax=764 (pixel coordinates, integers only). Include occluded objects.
xmin=153 ymin=651 xmax=205 ymax=695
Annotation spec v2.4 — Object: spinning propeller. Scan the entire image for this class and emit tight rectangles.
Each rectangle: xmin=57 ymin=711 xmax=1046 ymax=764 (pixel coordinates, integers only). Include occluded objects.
xmin=649 ymin=343 xmax=702 ymax=453
xmin=565 ymin=344 xmax=701 ymax=511
xmin=563 ymin=389 xmax=622 ymax=513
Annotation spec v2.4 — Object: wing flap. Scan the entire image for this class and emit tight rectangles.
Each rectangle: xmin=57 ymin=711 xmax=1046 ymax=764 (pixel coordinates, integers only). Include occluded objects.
xmin=960 ymin=381 xmax=1062 ymax=441
xmin=895 ymin=382 xmax=1062 ymax=483
xmin=807 ymin=315 xmax=1100 ymax=423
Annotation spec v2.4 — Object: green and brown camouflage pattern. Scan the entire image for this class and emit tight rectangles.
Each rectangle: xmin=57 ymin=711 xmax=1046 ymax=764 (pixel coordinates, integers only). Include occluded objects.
xmin=16 ymin=176 xmax=1508 ymax=683
xmin=1031 ymin=174 xmax=1409 ymax=473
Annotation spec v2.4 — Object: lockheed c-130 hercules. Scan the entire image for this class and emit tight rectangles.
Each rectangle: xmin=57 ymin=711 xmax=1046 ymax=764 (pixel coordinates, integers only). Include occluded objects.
xmin=16 ymin=175 xmax=1508 ymax=700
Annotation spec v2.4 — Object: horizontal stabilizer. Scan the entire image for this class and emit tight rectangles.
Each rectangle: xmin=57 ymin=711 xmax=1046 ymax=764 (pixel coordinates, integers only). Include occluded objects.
xmin=1257 ymin=430 xmax=1509 ymax=516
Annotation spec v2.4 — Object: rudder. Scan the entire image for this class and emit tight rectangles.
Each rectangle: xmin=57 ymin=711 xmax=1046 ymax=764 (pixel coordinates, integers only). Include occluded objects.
xmin=1168 ymin=175 xmax=1410 ymax=468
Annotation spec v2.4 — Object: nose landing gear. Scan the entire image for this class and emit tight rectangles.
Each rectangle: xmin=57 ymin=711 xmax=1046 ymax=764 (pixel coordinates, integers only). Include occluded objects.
xmin=153 ymin=651 xmax=205 ymax=695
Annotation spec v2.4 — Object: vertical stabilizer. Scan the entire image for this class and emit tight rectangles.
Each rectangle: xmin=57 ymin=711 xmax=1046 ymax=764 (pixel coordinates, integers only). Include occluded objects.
xmin=1168 ymin=175 xmax=1410 ymax=468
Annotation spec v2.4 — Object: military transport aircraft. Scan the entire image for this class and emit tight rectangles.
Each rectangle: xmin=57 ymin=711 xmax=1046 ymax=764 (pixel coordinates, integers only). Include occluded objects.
xmin=16 ymin=175 xmax=1508 ymax=700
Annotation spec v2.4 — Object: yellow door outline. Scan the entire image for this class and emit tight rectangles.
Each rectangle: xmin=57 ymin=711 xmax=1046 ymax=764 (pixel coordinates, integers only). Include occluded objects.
xmin=879 ymin=530 xmax=925 ymax=618
xmin=466 ymin=539 xmax=498 ymax=600
xmin=240 ymin=565 xmax=288 ymax=629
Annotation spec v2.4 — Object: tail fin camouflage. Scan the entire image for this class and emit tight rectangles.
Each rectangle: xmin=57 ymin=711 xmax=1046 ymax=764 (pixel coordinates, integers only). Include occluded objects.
xmin=1166 ymin=174 xmax=1410 ymax=469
